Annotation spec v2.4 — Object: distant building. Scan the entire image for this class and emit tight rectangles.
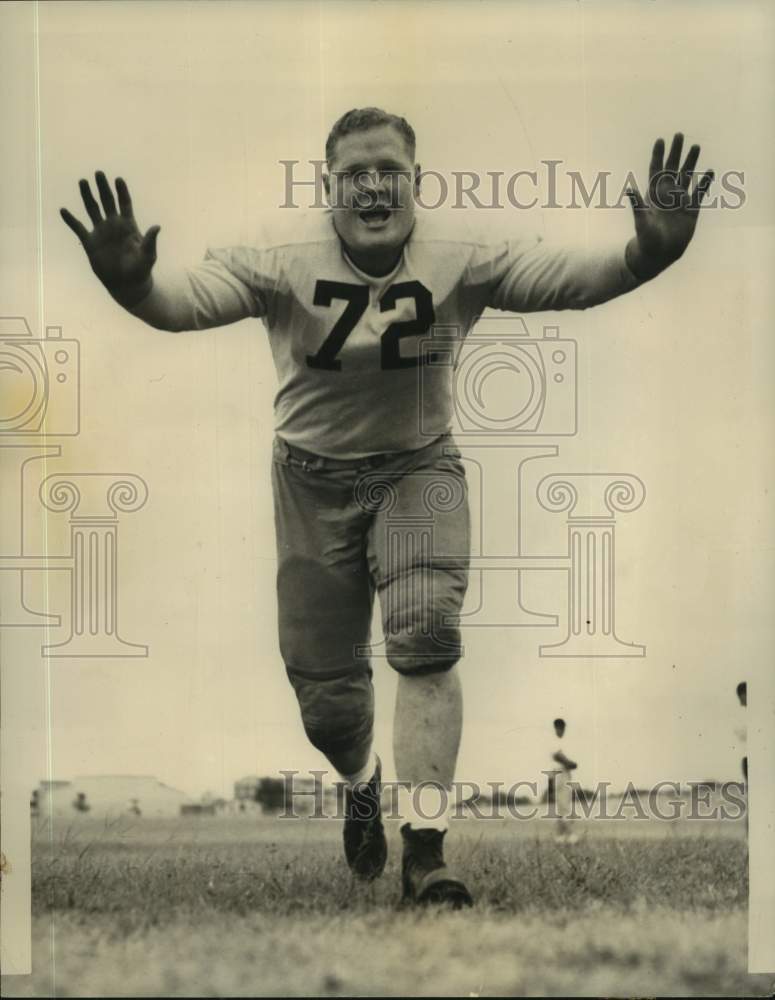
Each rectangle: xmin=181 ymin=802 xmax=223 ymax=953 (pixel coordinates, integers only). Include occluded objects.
xmin=34 ymin=775 xmax=191 ymax=818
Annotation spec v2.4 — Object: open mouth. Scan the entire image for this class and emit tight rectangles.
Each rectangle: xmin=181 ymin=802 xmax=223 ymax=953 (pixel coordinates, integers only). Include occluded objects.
xmin=359 ymin=207 xmax=392 ymax=227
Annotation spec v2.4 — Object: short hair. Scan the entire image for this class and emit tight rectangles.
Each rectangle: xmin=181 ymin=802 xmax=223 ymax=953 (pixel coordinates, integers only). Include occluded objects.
xmin=325 ymin=107 xmax=416 ymax=163
xmin=553 ymin=718 xmax=565 ymax=728
xmin=736 ymin=681 xmax=747 ymax=699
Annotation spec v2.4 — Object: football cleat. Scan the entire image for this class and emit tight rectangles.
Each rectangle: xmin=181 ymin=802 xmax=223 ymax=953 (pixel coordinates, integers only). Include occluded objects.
xmin=343 ymin=755 xmax=387 ymax=880
xmin=400 ymin=824 xmax=473 ymax=908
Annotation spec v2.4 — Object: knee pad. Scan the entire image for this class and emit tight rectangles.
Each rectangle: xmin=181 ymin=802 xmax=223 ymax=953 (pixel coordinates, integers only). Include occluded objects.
xmin=286 ymin=665 xmax=374 ymax=757
xmin=379 ymin=551 xmax=467 ymax=676
xmin=385 ymin=611 xmax=462 ymax=676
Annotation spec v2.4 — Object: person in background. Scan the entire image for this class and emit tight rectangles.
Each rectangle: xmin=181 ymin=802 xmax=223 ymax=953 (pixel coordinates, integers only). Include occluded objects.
xmin=735 ymin=681 xmax=747 ymax=785
xmin=73 ymin=792 xmax=90 ymax=814
xmin=549 ymin=717 xmax=578 ymax=843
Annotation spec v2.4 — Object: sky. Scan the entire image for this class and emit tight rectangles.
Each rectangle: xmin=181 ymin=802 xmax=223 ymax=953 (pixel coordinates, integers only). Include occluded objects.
xmin=2 ymin=0 xmax=774 ymax=800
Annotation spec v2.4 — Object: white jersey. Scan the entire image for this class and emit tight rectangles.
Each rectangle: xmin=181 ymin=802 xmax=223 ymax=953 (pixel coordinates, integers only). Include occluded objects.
xmin=548 ymin=743 xmax=575 ymax=819
xmin=131 ymin=208 xmax=641 ymax=457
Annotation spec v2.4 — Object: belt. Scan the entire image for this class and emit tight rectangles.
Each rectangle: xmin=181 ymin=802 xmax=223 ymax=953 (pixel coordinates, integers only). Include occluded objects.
xmin=275 ymin=433 xmax=447 ymax=471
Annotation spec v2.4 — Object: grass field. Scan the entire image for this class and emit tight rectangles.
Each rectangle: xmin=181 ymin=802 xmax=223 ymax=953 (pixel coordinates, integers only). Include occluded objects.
xmin=2 ymin=812 xmax=771 ymax=997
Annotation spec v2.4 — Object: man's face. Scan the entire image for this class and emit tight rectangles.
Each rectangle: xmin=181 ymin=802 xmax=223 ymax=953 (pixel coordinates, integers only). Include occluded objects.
xmin=325 ymin=125 xmax=418 ymax=268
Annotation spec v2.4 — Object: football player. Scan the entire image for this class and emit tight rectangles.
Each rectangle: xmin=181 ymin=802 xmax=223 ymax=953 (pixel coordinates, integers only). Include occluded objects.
xmin=61 ymin=107 xmax=713 ymax=907
xmin=548 ymin=717 xmax=578 ymax=843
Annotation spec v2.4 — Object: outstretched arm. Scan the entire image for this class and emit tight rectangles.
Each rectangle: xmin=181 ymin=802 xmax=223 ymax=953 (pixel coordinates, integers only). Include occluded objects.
xmin=61 ymin=173 xmax=258 ymax=331
xmin=484 ymin=132 xmax=714 ymax=313
xmin=552 ymin=751 xmax=578 ymax=771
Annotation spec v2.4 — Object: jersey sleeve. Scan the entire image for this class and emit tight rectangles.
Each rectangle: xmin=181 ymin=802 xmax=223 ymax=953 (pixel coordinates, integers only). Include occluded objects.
xmin=128 ymin=245 xmax=278 ymax=332
xmin=468 ymin=234 xmax=643 ymax=313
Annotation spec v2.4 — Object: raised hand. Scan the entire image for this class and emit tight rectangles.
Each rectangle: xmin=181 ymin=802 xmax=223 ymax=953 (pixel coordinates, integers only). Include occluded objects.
xmin=625 ymin=133 xmax=714 ymax=281
xmin=61 ymin=173 xmax=160 ymax=307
